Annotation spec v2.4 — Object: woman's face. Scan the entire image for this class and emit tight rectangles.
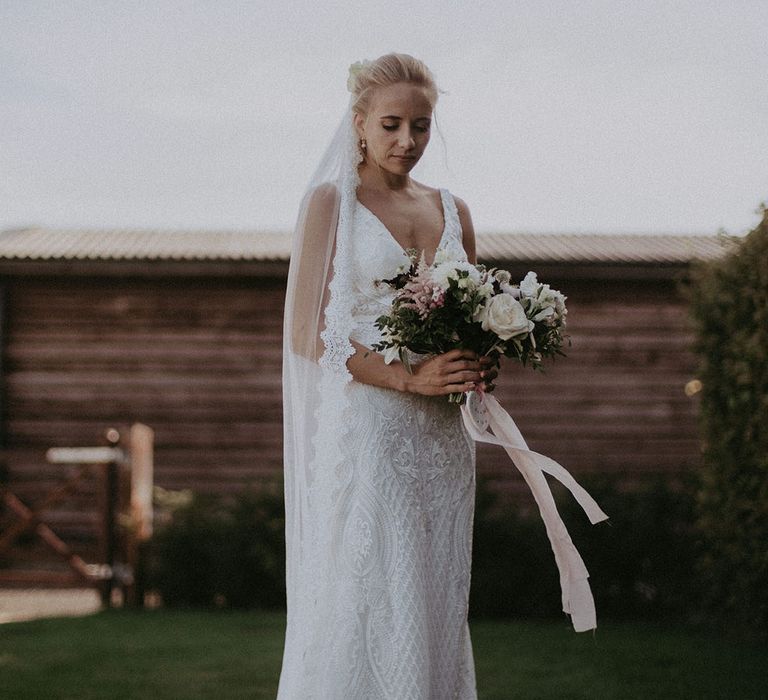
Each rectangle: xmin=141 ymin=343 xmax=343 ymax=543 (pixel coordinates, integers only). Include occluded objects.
xmin=355 ymin=82 xmax=433 ymax=176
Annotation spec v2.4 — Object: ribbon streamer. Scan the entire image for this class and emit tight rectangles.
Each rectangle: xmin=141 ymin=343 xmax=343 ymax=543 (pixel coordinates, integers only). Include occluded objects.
xmin=460 ymin=391 xmax=609 ymax=632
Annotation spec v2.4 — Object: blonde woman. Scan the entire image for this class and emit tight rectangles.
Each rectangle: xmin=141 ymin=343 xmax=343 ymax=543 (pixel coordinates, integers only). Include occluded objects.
xmin=279 ymin=53 xmax=497 ymax=699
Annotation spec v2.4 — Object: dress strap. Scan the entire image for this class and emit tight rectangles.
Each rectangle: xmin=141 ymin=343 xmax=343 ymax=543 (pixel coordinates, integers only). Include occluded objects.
xmin=439 ymin=188 xmax=463 ymax=242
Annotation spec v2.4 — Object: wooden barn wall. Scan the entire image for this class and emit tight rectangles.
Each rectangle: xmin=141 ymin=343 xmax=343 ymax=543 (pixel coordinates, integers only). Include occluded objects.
xmin=0 ymin=272 xmax=701 ymax=549
xmin=476 ymin=275 xmax=701 ymax=496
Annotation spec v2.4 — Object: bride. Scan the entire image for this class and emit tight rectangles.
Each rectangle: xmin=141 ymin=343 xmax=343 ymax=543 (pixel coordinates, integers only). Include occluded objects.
xmin=278 ymin=53 xmax=497 ymax=699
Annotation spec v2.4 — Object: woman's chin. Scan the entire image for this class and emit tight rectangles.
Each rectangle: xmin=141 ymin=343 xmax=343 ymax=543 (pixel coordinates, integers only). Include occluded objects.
xmin=388 ymin=157 xmax=419 ymax=173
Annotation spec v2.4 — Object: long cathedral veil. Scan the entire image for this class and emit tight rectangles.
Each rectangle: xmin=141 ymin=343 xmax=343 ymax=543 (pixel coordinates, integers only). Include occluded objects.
xmin=279 ymin=61 xmax=607 ymax=697
xmin=278 ymin=93 xmax=362 ymax=696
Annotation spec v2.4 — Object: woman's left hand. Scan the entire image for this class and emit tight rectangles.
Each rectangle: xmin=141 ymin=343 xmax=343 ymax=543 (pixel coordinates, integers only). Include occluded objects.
xmin=478 ymin=354 xmax=500 ymax=393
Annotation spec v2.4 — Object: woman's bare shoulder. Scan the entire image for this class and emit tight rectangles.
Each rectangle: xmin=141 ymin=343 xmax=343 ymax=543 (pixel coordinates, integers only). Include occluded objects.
xmin=309 ymin=181 xmax=339 ymax=202
xmin=413 ymin=180 xmax=470 ymax=215
xmin=448 ymin=192 xmax=477 ymax=263
xmin=451 ymin=193 xmax=473 ymax=221
xmin=412 ymin=180 xmax=441 ymax=199
xmin=302 ymin=181 xmax=340 ymax=218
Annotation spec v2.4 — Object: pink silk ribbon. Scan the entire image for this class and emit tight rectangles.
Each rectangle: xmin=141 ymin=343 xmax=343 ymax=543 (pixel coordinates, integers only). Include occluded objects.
xmin=460 ymin=391 xmax=609 ymax=632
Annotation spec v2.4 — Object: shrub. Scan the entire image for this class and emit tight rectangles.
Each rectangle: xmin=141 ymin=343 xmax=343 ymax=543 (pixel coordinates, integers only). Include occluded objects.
xmin=686 ymin=206 xmax=768 ymax=639
xmin=470 ymin=478 xmax=559 ymax=619
xmin=470 ymin=474 xmax=699 ymax=623
xmin=142 ymin=481 xmax=285 ymax=609
xmin=143 ymin=474 xmax=697 ymax=622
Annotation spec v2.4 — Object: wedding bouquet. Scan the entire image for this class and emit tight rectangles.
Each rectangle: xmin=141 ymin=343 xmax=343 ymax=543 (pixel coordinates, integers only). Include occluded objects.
xmin=373 ymin=250 xmax=607 ymax=634
xmin=372 ymin=249 xmax=570 ymax=403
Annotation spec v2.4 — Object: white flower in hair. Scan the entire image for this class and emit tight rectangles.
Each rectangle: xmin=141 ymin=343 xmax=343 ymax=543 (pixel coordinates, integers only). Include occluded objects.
xmin=347 ymin=59 xmax=372 ymax=92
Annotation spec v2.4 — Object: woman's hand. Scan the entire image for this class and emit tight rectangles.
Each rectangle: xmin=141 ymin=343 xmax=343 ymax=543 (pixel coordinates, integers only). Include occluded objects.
xmin=479 ymin=353 xmax=500 ymax=394
xmin=406 ymin=349 xmax=499 ymax=396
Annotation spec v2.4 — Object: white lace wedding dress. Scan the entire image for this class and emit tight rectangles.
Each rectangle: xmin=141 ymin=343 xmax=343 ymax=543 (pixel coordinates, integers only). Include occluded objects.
xmin=278 ymin=188 xmax=478 ymax=700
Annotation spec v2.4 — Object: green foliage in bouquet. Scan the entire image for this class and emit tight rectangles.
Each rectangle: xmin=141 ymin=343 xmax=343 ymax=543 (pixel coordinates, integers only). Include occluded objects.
xmin=686 ymin=206 xmax=768 ymax=640
xmin=372 ymin=257 xmax=569 ymax=379
xmin=374 ymin=266 xmax=496 ymax=365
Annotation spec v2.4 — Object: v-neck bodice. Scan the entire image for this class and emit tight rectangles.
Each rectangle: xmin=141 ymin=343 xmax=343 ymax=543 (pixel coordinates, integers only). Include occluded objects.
xmin=348 ymin=187 xmax=468 ymax=350
xmin=356 ymin=189 xmax=451 ymax=267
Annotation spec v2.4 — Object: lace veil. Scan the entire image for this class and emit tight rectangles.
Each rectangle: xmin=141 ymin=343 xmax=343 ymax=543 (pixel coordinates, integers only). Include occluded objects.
xmin=280 ymin=85 xmax=363 ymax=687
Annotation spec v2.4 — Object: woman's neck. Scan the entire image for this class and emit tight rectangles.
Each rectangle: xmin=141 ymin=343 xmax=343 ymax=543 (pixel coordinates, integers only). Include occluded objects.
xmin=358 ymin=163 xmax=412 ymax=193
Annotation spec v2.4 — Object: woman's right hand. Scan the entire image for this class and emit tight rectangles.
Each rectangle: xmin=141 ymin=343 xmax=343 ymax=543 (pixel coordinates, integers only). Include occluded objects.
xmin=406 ymin=348 xmax=489 ymax=397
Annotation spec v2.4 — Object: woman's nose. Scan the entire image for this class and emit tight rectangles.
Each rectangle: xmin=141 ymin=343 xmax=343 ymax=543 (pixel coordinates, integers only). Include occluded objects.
xmin=399 ymin=129 xmax=416 ymax=148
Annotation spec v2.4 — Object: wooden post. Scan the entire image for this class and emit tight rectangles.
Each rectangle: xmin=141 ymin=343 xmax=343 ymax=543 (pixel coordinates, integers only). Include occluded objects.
xmin=98 ymin=428 xmax=122 ymax=607
xmin=0 ymin=282 xmax=6 ymax=451
xmin=125 ymin=423 xmax=154 ymax=607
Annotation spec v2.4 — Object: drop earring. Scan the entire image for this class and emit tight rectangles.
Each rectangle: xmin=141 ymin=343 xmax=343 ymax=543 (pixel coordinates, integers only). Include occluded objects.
xmin=360 ymin=138 xmax=367 ymax=151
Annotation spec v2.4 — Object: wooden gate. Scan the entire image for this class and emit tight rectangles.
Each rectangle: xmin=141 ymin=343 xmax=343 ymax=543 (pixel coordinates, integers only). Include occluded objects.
xmin=0 ymin=423 xmax=153 ymax=607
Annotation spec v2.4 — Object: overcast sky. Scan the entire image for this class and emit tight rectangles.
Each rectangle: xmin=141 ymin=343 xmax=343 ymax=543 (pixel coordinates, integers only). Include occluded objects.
xmin=1 ymin=1 xmax=766 ymax=236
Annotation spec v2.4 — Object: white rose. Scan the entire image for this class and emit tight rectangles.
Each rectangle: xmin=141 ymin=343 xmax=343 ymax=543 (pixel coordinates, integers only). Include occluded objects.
xmin=520 ymin=271 xmax=539 ymax=298
xmin=481 ymin=293 xmax=533 ymax=340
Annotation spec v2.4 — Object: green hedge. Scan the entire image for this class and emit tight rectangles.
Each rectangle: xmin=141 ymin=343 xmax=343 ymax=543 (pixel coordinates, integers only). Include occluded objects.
xmin=470 ymin=475 xmax=698 ymax=622
xmin=143 ymin=475 xmax=697 ymax=623
xmin=687 ymin=207 xmax=768 ymax=639
xmin=142 ymin=483 xmax=286 ymax=609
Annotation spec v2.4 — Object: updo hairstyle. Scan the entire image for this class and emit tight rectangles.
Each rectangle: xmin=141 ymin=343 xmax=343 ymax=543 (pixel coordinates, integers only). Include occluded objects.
xmin=348 ymin=53 xmax=440 ymax=118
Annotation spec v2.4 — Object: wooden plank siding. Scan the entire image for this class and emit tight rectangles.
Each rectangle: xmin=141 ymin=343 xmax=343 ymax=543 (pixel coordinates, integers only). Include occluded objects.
xmin=0 ymin=269 xmax=702 ymax=561
xmin=475 ymin=275 xmax=702 ymax=495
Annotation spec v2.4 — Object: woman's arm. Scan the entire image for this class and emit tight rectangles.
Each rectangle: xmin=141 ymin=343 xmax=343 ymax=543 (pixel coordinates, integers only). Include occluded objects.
xmin=287 ymin=183 xmax=339 ymax=361
xmin=346 ymin=341 xmax=490 ymax=396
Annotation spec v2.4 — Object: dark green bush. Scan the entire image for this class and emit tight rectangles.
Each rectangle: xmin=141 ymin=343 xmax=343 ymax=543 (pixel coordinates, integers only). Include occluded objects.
xmin=687 ymin=207 xmax=768 ymax=639
xmin=470 ymin=478 xmax=559 ymax=619
xmin=142 ymin=481 xmax=285 ymax=609
xmin=144 ymin=474 xmax=697 ymax=622
xmin=470 ymin=475 xmax=699 ymax=623
xmin=558 ymin=475 xmax=699 ymax=621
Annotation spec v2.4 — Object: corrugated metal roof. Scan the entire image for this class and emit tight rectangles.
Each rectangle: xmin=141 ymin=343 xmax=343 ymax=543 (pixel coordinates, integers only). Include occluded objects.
xmin=477 ymin=231 xmax=728 ymax=263
xmin=0 ymin=227 xmax=729 ymax=264
xmin=0 ymin=228 xmax=291 ymax=261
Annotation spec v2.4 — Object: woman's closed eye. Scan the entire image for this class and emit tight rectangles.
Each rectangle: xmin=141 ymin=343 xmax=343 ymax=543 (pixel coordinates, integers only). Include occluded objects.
xmin=382 ymin=124 xmax=430 ymax=132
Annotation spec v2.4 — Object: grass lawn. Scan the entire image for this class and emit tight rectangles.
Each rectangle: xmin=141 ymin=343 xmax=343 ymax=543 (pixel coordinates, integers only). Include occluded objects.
xmin=0 ymin=609 xmax=764 ymax=699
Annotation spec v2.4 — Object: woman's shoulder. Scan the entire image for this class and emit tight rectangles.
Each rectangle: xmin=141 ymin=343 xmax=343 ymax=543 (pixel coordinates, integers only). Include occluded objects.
xmin=451 ymin=193 xmax=472 ymax=221
xmin=422 ymin=183 xmax=472 ymax=224
xmin=425 ymin=185 xmax=475 ymax=261
xmin=302 ymin=181 xmax=339 ymax=218
xmin=414 ymin=181 xmax=470 ymax=211
xmin=308 ymin=181 xmax=339 ymax=202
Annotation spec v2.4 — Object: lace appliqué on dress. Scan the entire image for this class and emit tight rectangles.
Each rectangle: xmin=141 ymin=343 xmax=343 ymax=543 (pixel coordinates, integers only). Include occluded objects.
xmin=280 ymin=188 xmax=478 ymax=700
